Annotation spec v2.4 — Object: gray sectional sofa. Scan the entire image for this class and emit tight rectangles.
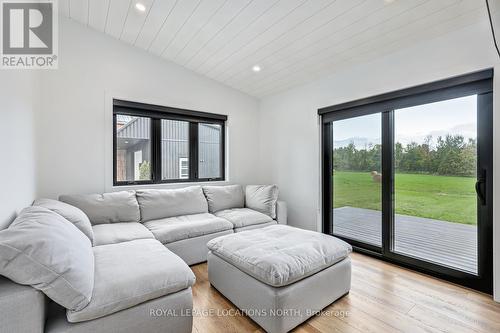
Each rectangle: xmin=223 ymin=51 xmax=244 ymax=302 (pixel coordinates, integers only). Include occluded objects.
xmin=0 ymin=184 xmax=286 ymax=333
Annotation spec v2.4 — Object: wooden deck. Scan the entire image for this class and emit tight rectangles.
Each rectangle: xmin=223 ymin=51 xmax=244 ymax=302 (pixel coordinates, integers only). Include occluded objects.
xmin=333 ymin=207 xmax=477 ymax=273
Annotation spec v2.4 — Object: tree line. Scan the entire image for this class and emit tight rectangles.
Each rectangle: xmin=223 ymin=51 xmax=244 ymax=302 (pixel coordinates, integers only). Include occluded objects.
xmin=333 ymin=134 xmax=476 ymax=177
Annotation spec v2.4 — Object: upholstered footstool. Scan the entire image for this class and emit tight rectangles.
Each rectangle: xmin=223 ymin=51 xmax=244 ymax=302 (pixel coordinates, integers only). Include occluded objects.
xmin=207 ymin=225 xmax=352 ymax=333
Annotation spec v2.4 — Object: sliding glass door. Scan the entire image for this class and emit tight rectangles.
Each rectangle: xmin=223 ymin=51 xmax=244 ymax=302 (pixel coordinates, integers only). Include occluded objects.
xmin=321 ymin=70 xmax=493 ymax=293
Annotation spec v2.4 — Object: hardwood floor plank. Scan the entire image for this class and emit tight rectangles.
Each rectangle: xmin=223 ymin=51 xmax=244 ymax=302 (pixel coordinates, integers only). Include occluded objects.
xmin=347 ymin=291 xmax=439 ymax=333
xmin=352 ymin=272 xmax=500 ymax=331
xmin=190 ymin=253 xmax=499 ymax=333
xmin=325 ymin=297 xmax=401 ymax=333
xmin=351 ymin=256 xmax=500 ymax=332
xmin=308 ymin=314 xmax=362 ymax=333
xmin=350 ymin=277 xmax=415 ymax=313
xmin=408 ymin=305 xmax=482 ymax=333
xmin=291 ymin=324 xmax=323 ymax=333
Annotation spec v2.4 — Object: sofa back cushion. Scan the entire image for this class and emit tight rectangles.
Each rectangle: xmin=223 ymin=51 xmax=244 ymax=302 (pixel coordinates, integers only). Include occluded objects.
xmin=202 ymin=185 xmax=244 ymax=213
xmin=245 ymin=185 xmax=279 ymax=219
xmin=33 ymin=198 xmax=94 ymax=243
xmin=136 ymin=186 xmax=208 ymax=221
xmin=59 ymin=191 xmax=140 ymax=225
xmin=0 ymin=207 xmax=94 ymax=311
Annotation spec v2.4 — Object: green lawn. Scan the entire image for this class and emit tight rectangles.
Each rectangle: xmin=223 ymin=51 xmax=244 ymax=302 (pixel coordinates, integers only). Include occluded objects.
xmin=333 ymin=171 xmax=477 ymax=225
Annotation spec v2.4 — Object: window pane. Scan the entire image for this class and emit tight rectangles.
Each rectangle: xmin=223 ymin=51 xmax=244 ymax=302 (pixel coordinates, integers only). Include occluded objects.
xmin=331 ymin=113 xmax=382 ymax=247
xmin=394 ymin=95 xmax=478 ymax=273
xmin=199 ymin=123 xmax=222 ymax=179
xmin=162 ymin=119 xmax=189 ymax=180
xmin=115 ymin=115 xmax=151 ymax=182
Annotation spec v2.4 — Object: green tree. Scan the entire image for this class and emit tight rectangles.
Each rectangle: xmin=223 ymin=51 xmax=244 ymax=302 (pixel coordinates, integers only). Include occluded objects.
xmin=332 ymin=134 xmax=476 ymax=177
xmin=435 ymin=135 xmax=466 ymax=176
xmin=139 ymin=161 xmax=151 ymax=180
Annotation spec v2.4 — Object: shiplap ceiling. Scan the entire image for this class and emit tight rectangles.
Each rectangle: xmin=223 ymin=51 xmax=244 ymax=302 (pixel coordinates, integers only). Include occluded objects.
xmin=60 ymin=0 xmax=494 ymax=98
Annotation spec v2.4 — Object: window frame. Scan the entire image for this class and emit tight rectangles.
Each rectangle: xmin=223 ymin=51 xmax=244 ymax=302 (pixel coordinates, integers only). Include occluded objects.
xmin=113 ymin=99 xmax=226 ymax=186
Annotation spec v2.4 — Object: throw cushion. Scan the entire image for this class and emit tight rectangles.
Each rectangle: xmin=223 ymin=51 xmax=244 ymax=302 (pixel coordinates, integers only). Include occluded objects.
xmin=136 ymin=186 xmax=208 ymax=221
xmin=245 ymin=185 xmax=279 ymax=219
xmin=0 ymin=207 xmax=94 ymax=311
xmin=33 ymin=198 xmax=93 ymax=243
xmin=59 ymin=191 xmax=140 ymax=225
xmin=202 ymin=185 xmax=244 ymax=213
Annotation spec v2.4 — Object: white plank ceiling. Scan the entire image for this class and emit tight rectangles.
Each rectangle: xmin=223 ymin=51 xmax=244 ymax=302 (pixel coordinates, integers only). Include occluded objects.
xmin=60 ymin=0 xmax=496 ymax=98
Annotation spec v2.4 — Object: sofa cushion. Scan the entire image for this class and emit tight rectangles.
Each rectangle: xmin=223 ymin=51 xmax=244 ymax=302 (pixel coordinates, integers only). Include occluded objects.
xmin=33 ymin=198 xmax=94 ymax=243
xmin=136 ymin=186 xmax=208 ymax=222
xmin=0 ymin=207 xmax=94 ymax=311
xmin=143 ymin=213 xmax=233 ymax=244
xmin=202 ymin=185 xmax=244 ymax=213
xmin=215 ymin=208 xmax=273 ymax=228
xmin=92 ymin=223 xmax=155 ymax=246
xmin=59 ymin=191 xmax=140 ymax=225
xmin=234 ymin=221 xmax=277 ymax=233
xmin=67 ymin=239 xmax=195 ymax=323
xmin=245 ymin=185 xmax=279 ymax=219
xmin=207 ymin=225 xmax=352 ymax=287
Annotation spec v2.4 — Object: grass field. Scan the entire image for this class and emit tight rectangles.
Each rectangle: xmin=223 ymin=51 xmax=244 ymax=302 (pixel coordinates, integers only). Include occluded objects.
xmin=333 ymin=171 xmax=477 ymax=225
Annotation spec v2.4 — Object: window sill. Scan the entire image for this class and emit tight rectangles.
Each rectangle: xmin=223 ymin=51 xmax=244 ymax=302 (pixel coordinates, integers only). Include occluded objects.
xmin=108 ymin=179 xmax=230 ymax=192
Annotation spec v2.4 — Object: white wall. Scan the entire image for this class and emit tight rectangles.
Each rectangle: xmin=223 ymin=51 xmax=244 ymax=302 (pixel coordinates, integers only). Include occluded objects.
xmin=0 ymin=71 xmax=38 ymax=229
xmin=35 ymin=17 xmax=260 ymax=198
xmin=258 ymin=20 xmax=500 ymax=299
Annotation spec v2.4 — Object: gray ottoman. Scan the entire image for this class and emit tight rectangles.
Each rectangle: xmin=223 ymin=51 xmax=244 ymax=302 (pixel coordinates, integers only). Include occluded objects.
xmin=207 ymin=225 xmax=352 ymax=333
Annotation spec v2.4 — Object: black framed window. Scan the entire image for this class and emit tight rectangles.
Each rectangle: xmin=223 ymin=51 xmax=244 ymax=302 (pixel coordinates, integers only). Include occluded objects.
xmin=113 ymin=99 xmax=226 ymax=186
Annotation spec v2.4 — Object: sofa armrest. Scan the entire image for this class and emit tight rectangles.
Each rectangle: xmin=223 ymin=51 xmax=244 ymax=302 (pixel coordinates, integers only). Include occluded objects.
xmin=276 ymin=201 xmax=287 ymax=225
xmin=0 ymin=277 xmax=46 ymax=333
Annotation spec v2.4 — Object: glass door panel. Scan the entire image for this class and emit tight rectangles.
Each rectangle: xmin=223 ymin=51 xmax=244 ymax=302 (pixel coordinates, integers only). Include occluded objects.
xmin=332 ymin=113 xmax=382 ymax=247
xmin=393 ymin=95 xmax=478 ymax=274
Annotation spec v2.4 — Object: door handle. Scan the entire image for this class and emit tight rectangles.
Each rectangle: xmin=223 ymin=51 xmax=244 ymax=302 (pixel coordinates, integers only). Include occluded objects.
xmin=475 ymin=170 xmax=486 ymax=206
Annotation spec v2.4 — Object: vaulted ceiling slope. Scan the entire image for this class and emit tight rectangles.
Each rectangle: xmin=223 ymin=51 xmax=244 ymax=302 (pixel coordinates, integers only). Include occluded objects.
xmin=60 ymin=0 xmax=495 ymax=98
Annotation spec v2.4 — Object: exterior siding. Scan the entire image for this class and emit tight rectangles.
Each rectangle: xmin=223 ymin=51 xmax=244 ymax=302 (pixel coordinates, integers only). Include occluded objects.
xmin=116 ymin=116 xmax=221 ymax=181
xmin=199 ymin=124 xmax=221 ymax=179
xmin=117 ymin=115 xmax=150 ymax=139
xmin=161 ymin=120 xmax=189 ymax=180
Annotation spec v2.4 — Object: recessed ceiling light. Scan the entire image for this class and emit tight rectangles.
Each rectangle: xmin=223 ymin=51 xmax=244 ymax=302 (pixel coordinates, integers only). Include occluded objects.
xmin=252 ymin=65 xmax=261 ymax=72
xmin=135 ymin=3 xmax=146 ymax=12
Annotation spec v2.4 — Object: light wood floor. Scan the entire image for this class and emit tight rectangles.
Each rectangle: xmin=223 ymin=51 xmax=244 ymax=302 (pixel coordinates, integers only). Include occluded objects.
xmin=191 ymin=252 xmax=500 ymax=333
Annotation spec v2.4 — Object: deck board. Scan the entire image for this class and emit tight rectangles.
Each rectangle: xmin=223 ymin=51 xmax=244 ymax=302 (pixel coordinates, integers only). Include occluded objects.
xmin=333 ymin=207 xmax=477 ymax=273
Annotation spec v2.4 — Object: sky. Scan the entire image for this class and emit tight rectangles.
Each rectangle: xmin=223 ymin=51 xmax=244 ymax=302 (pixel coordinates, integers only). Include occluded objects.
xmin=332 ymin=95 xmax=477 ymax=148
